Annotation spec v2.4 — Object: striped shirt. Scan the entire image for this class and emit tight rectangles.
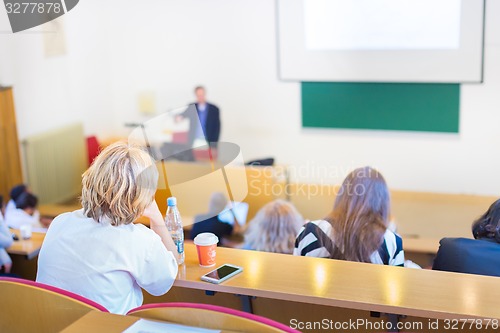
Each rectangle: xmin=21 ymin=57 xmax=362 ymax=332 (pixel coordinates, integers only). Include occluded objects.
xmin=294 ymin=220 xmax=404 ymax=266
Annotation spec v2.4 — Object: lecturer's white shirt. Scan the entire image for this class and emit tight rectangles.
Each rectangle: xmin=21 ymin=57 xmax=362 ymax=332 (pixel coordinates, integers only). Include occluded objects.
xmin=36 ymin=209 xmax=178 ymax=314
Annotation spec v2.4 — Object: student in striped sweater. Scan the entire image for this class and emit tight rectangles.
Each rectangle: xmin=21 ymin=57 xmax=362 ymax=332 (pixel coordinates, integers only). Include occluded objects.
xmin=294 ymin=166 xmax=404 ymax=266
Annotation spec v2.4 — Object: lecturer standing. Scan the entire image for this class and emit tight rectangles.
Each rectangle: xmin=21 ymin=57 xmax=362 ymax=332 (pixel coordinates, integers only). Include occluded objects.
xmin=185 ymin=86 xmax=221 ymax=148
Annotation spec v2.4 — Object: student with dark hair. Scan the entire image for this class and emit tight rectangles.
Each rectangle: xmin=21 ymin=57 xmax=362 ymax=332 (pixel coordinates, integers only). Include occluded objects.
xmin=294 ymin=167 xmax=405 ymax=266
xmin=471 ymin=199 xmax=500 ymax=241
xmin=433 ymin=199 xmax=500 ymax=277
xmin=5 ymin=184 xmax=27 ymax=216
xmin=190 ymin=192 xmax=238 ymax=245
xmin=16 ymin=192 xmax=38 ymax=211
xmin=5 ymin=192 xmax=41 ymax=230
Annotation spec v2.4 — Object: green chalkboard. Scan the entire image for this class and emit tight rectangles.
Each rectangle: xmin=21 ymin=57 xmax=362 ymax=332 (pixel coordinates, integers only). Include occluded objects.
xmin=302 ymin=82 xmax=460 ymax=133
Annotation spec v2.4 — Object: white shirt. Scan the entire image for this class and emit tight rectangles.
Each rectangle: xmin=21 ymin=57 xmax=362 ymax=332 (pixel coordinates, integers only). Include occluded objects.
xmin=197 ymin=103 xmax=207 ymax=112
xmin=0 ymin=213 xmax=13 ymax=266
xmin=36 ymin=209 xmax=178 ymax=314
xmin=5 ymin=208 xmax=42 ymax=230
xmin=5 ymin=199 xmax=41 ymax=226
xmin=5 ymin=200 xmax=16 ymax=216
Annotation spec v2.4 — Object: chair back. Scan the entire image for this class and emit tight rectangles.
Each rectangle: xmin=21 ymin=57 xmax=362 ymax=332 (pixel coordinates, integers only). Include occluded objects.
xmin=0 ymin=277 xmax=108 ymax=333
xmin=127 ymin=302 xmax=300 ymax=333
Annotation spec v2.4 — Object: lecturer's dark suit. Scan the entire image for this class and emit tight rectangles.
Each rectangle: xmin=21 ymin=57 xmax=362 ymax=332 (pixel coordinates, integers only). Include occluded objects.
xmin=183 ymin=103 xmax=221 ymax=146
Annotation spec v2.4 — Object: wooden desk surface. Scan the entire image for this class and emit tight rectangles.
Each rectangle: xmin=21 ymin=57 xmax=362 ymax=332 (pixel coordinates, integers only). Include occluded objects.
xmin=6 ymin=230 xmax=45 ymax=259
xmin=176 ymin=243 xmax=500 ymax=321
xmin=403 ymin=237 xmax=442 ymax=255
xmin=60 ymin=310 xmax=240 ymax=333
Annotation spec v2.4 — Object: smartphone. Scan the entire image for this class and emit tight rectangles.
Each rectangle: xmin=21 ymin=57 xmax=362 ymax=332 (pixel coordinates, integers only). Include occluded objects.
xmin=201 ymin=264 xmax=243 ymax=284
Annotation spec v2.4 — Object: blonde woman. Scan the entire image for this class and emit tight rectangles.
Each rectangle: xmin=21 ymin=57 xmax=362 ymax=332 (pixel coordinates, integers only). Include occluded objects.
xmin=36 ymin=142 xmax=178 ymax=314
xmin=243 ymin=200 xmax=304 ymax=254
xmin=294 ymin=167 xmax=404 ymax=266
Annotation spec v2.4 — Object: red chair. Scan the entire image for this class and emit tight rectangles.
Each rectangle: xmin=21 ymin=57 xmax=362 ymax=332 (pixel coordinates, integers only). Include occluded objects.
xmin=127 ymin=302 xmax=300 ymax=333
xmin=0 ymin=277 xmax=108 ymax=333
xmin=86 ymin=136 xmax=101 ymax=166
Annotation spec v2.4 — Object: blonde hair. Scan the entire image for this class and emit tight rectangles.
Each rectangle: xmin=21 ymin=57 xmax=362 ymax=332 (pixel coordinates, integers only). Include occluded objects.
xmin=81 ymin=142 xmax=158 ymax=226
xmin=326 ymin=166 xmax=390 ymax=263
xmin=243 ymin=200 xmax=304 ymax=254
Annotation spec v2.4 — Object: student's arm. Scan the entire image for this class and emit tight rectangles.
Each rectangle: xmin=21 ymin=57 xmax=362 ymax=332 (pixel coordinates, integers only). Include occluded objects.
xmin=142 ymin=200 xmax=179 ymax=262
xmin=175 ymin=108 xmax=189 ymax=122
xmin=136 ymin=234 xmax=178 ymax=296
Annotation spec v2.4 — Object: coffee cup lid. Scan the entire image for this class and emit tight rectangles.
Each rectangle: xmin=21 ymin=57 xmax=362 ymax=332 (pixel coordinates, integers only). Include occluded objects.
xmin=194 ymin=232 xmax=219 ymax=246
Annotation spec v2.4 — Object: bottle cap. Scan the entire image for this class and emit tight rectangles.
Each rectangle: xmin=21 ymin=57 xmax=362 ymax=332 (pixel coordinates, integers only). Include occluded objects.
xmin=167 ymin=197 xmax=177 ymax=207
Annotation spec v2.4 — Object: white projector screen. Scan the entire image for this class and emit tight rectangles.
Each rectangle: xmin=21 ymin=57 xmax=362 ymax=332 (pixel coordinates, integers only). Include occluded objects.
xmin=277 ymin=0 xmax=485 ymax=83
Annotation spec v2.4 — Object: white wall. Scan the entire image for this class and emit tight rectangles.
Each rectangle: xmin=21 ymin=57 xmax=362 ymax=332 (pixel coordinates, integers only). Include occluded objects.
xmin=0 ymin=4 xmax=114 ymax=138
xmin=1 ymin=0 xmax=499 ymax=196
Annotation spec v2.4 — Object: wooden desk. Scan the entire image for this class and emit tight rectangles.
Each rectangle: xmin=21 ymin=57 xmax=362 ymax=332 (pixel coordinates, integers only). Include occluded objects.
xmin=176 ymin=243 xmax=500 ymax=321
xmin=7 ymin=230 xmax=45 ymax=260
xmin=60 ymin=310 xmax=240 ymax=333
xmin=403 ymin=237 xmax=443 ymax=268
xmin=403 ymin=238 xmax=441 ymax=255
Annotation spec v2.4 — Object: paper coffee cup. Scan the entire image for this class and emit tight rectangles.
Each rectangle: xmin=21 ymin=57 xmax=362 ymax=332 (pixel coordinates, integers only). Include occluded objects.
xmin=193 ymin=232 xmax=219 ymax=267
xmin=20 ymin=224 xmax=32 ymax=240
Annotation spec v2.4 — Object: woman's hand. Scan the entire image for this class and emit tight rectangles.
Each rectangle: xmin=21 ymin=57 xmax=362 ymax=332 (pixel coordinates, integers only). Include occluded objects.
xmin=144 ymin=200 xmax=179 ymax=261
xmin=143 ymin=200 xmax=163 ymax=226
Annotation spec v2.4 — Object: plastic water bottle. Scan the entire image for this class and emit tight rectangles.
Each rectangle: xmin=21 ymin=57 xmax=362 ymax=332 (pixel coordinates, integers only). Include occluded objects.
xmin=165 ymin=197 xmax=185 ymax=265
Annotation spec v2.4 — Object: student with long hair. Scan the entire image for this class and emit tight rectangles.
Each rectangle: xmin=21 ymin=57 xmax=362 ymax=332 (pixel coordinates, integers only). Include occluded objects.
xmin=5 ymin=184 xmax=27 ymax=216
xmin=243 ymin=200 xmax=304 ymax=254
xmin=294 ymin=167 xmax=404 ymax=266
xmin=37 ymin=142 xmax=178 ymax=314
